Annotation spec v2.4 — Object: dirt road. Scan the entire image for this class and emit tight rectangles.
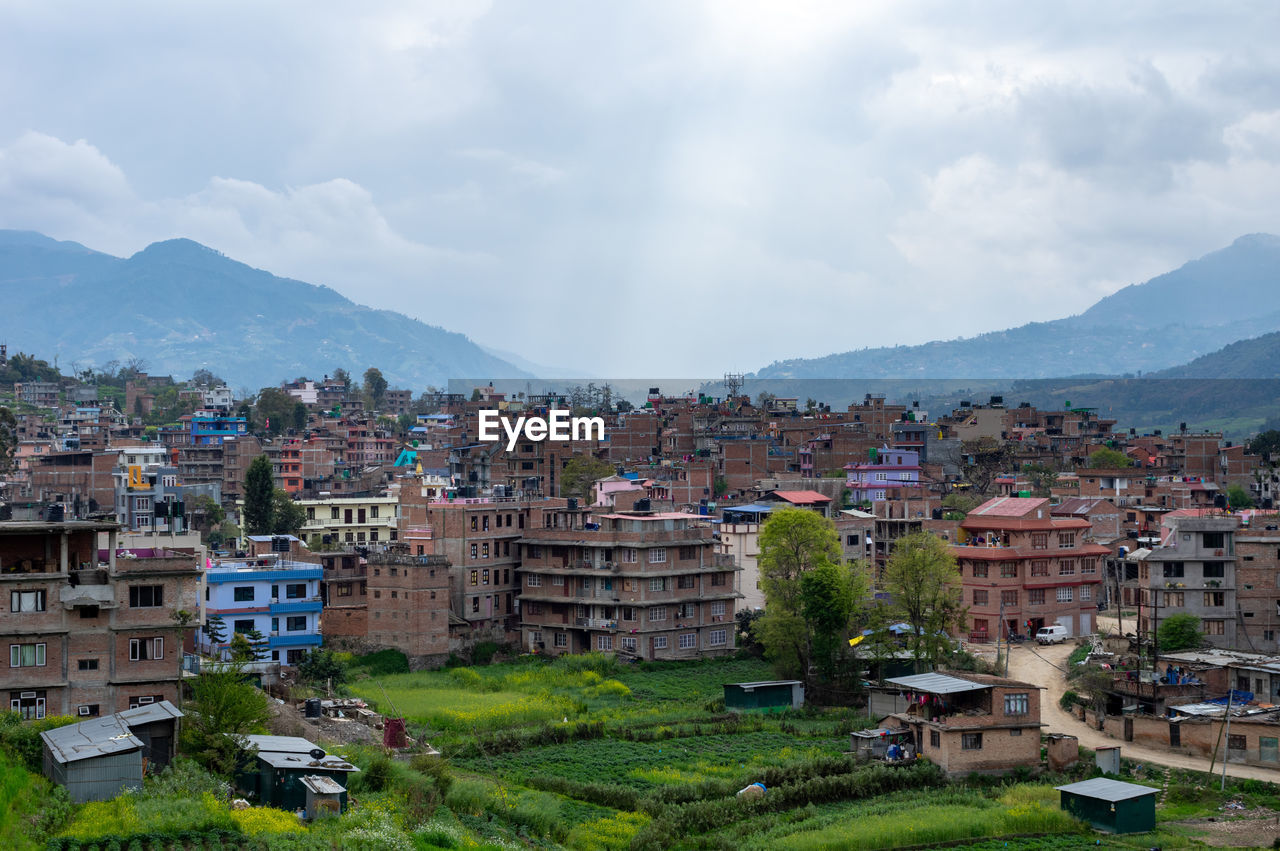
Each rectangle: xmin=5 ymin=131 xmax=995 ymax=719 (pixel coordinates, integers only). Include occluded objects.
xmin=1004 ymin=640 xmax=1280 ymax=783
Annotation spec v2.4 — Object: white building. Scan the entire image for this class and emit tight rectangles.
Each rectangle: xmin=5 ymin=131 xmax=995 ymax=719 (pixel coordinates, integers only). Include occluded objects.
xmin=201 ymin=555 xmax=323 ymax=665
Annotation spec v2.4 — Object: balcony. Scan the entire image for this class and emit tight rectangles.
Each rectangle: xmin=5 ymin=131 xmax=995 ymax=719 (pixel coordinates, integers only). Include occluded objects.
xmin=575 ymin=618 xmax=618 ymax=630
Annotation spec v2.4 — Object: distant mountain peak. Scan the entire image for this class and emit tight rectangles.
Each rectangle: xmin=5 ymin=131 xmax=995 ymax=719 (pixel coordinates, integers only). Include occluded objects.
xmin=128 ymin=237 xmax=228 ymax=263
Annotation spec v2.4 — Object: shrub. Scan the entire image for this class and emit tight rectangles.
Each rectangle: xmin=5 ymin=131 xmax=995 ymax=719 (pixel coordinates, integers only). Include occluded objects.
xmin=409 ymin=752 xmax=453 ymax=796
xmin=1059 ymin=690 xmax=1080 ymax=711
xmin=229 ymin=806 xmax=306 ymax=837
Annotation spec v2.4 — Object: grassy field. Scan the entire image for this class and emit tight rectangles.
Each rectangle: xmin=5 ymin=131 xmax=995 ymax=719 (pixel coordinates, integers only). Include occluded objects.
xmin=10 ymin=652 xmax=1280 ymax=849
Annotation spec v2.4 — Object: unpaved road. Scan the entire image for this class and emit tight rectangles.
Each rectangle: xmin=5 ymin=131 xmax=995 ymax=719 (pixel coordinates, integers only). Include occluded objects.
xmin=1004 ymin=641 xmax=1280 ymax=783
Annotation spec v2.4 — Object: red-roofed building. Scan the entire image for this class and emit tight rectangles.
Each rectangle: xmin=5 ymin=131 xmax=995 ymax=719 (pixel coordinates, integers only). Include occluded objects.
xmin=760 ymin=490 xmax=833 ymax=517
xmin=953 ymin=497 xmax=1109 ymax=642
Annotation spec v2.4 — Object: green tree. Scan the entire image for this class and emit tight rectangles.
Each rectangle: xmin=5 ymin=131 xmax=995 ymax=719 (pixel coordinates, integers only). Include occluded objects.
xmin=560 ymin=455 xmax=615 ymax=501
xmin=363 ymin=367 xmax=388 ymax=410
xmin=713 ymin=476 xmax=729 ymax=497
xmin=756 ymin=507 xmax=848 ymax=679
xmin=189 ymin=494 xmax=225 ymax=536
xmin=0 ymin=405 xmax=15 ymax=474
xmin=253 ymin=387 xmax=295 ymax=435
xmin=1158 ymin=613 xmax=1203 ymax=652
xmin=1023 ymin=463 xmax=1059 ymax=497
xmin=1247 ymin=429 xmax=1280 ymax=460
xmin=242 ymin=455 xmax=275 ymax=534
xmin=1087 ymin=447 xmax=1133 ymax=468
xmin=270 ymin=489 xmax=307 ymax=535
xmin=292 ymin=401 xmax=308 ymax=432
xmin=180 ymin=661 xmax=271 ymax=777
xmin=202 ymin=614 xmax=227 ymax=647
xmin=961 ymin=437 xmax=1014 ymax=496
xmin=882 ymin=531 xmax=965 ymax=672
xmin=800 ymin=560 xmax=859 ymax=682
xmin=1225 ymin=483 xmax=1255 ymax=510
xmin=297 ymin=649 xmax=347 ymax=688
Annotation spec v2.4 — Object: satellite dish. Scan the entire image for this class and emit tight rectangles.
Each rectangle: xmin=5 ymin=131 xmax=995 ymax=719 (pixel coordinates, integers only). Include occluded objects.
xmin=309 ymin=748 xmax=326 ymax=760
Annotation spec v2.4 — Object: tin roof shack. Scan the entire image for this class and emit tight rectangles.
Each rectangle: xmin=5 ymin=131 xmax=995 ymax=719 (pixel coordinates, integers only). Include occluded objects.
xmin=300 ymin=774 xmax=345 ymax=819
xmin=1057 ymin=778 xmax=1158 ymax=834
xmin=723 ymin=680 xmax=804 ymax=712
xmin=40 ymin=700 xmax=182 ymax=803
xmin=235 ymin=735 xmax=359 ymax=812
xmin=849 ymin=727 xmax=914 ymax=762
xmin=879 ymin=671 xmax=1044 ymax=778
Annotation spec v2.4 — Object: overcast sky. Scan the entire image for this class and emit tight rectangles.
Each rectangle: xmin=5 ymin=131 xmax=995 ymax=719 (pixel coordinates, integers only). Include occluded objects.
xmin=2 ymin=1 xmax=1278 ymax=376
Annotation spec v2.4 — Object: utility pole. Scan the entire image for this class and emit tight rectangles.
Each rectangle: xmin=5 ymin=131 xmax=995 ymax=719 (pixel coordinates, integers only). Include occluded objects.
xmin=1220 ymin=688 xmax=1235 ymax=792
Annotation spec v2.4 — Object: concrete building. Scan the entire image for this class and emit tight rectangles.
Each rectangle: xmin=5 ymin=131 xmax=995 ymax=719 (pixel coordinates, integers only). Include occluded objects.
xmin=1136 ymin=510 xmax=1239 ymax=648
xmin=297 ymin=495 xmax=399 ymax=550
xmin=845 ymin=447 xmax=922 ymax=505
xmin=1 ymin=520 xmax=200 ymax=717
xmin=112 ymin=446 xmax=189 ymax=534
xmin=715 ymin=504 xmax=773 ymax=610
xmin=519 ymin=508 xmax=741 ymax=660
xmin=954 ymin=497 xmax=1109 ymax=642
xmin=201 ymin=555 xmax=323 ymax=666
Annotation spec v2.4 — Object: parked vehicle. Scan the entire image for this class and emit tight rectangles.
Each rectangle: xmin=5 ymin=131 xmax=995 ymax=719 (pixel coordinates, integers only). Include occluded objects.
xmin=1036 ymin=624 xmax=1070 ymax=644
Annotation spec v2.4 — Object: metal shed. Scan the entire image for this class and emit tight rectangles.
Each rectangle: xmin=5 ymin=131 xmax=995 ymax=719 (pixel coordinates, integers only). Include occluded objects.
xmin=1056 ymin=778 xmax=1158 ymax=834
xmin=41 ymin=715 xmax=144 ymax=803
xmin=235 ymin=735 xmax=358 ymax=812
xmin=723 ymin=680 xmax=804 ymax=712
xmin=116 ymin=700 xmax=182 ymax=773
xmin=300 ymin=774 xmax=345 ymax=818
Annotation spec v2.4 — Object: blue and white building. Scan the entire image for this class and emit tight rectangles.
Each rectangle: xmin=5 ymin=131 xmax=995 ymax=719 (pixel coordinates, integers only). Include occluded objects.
xmin=201 ymin=555 xmax=323 ymax=665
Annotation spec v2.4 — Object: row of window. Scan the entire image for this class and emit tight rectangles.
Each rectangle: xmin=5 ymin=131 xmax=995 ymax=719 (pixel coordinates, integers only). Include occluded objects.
xmin=471 ymin=513 xmax=520 ymax=531
xmin=9 ymin=638 xmax=165 ymax=668
xmin=970 ymin=559 xmax=1097 ymax=579
xmin=9 ymin=586 xmax=171 ymax=613
xmin=525 ymin=601 xmax=729 ymax=620
xmin=972 ymin=586 xmax=1091 ymax=606
xmin=231 ymin=583 xmax=310 ymax=602
xmin=586 ymin=630 xmax=726 ymax=651
xmin=470 ymin=568 xmax=512 ymax=586
xmin=469 ymin=541 xmax=513 ymax=559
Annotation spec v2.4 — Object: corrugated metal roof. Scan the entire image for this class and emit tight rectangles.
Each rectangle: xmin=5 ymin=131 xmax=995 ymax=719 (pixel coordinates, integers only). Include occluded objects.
xmin=1056 ymin=778 xmax=1159 ymax=802
xmin=728 ymin=680 xmax=802 ymax=689
xmin=884 ymin=673 xmax=990 ymax=695
xmin=117 ymin=700 xmax=183 ymax=726
xmin=242 ymin=734 xmax=320 ymax=753
xmin=257 ymin=751 xmax=359 ymax=772
xmin=300 ymin=775 xmax=347 ymax=794
xmin=41 ymin=716 xmax=143 ymax=764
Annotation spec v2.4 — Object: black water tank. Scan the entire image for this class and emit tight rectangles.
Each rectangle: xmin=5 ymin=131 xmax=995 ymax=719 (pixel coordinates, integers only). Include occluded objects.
xmin=305 ymin=698 xmax=322 ymax=719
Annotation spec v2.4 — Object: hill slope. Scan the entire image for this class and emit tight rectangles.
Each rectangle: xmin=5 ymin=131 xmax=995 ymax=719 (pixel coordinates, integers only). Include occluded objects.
xmin=756 ymin=235 xmax=1280 ymax=379
xmin=0 ymin=233 xmax=527 ymax=389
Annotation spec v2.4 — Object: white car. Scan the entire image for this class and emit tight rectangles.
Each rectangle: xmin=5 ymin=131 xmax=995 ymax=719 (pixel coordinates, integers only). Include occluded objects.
xmin=1035 ymin=625 xmax=1070 ymax=644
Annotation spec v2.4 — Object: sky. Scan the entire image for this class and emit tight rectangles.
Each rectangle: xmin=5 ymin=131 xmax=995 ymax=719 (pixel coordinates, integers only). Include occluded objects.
xmin=1 ymin=1 xmax=1278 ymax=376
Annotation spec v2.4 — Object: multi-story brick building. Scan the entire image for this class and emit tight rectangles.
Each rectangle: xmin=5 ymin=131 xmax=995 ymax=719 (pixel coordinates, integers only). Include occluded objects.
xmin=365 ymin=552 xmax=451 ymax=667
xmin=518 ymin=508 xmax=741 ymax=659
xmin=318 ymin=551 xmax=368 ymax=642
xmin=1235 ymin=521 xmax=1280 ymax=653
xmin=1 ymin=520 xmax=200 ymax=718
xmin=954 ymin=497 xmax=1109 ymax=642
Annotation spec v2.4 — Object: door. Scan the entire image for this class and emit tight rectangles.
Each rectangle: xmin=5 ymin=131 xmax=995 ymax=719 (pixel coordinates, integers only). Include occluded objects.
xmin=1260 ymin=737 xmax=1278 ymax=763
xmin=1169 ymin=722 xmax=1180 ymax=748
xmin=1123 ymin=718 xmax=1133 ymax=742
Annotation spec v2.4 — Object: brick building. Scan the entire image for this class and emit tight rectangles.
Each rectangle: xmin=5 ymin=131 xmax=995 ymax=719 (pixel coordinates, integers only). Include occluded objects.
xmin=365 ymin=552 xmax=451 ymax=667
xmin=518 ymin=508 xmax=741 ymax=660
xmin=955 ymin=497 xmax=1109 ymax=642
xmin=1 ymin=520 xmax=200 ymax=717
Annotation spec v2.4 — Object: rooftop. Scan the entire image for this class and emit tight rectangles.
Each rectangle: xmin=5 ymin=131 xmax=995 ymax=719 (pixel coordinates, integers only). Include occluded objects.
xmin=1056 ymin=778 xmax=1159 ymax=802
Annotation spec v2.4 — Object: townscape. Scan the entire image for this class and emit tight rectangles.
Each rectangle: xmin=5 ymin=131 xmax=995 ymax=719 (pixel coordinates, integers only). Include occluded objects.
xmin=2 ymin=345 xmax=1280 ymax=849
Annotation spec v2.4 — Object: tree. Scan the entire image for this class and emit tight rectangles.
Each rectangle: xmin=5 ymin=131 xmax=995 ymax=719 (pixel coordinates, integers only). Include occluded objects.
xmin=188 ymin=494 xmax=225 ymax=536
xmin=363 ymin=367 xmax=388 ymax=410
xmin=882 ymin=531 xmax=965 ymax=671
xmin=190 ymin=368 xmax=223 ymax=388
xmin=0 ymin=405 xmax=15 ymax=475
xmin=1225 ymin=483 xmax=1255 ymax=511
xmin=560 ymin=455 xmax=615 ymax=501
xmin=242 ymin=455 xmax=275 ymax=535
xmin=180 ymin=661 xmax=271 ymax=777
xmin=253 ymin=387 xmax=295 ymax=435
xmin=270 ymin=489 xmax=307 ymax=535
xmin=297 ymin=649 xmax=347 ymax=688
xmin=800 ymin=561 xmax=858 ymax=682
xmin=1023 ymin=463 xmax=1059 ymax=497
xmin=961 ymin=437 xmax=1014 ymax=496
xmin=292 ymin=402 xmax=308 ymax=432
xmin=713 ymin=476 xmax=729 ymax=498
xmin=1087 ymin=447 xmax=1133 ymax=468
xmin=1247 ymin=430 xmax=1280 ymax=461
xmin=1158 ymin=613 xmax=1203 ymax=652
xmin=202 ymin=614 xmax=227 ymax=648
xmin=228 ymin=630 xmax=267 ymax=663
xmin=756 ymin=507 xmax=851 ymax=679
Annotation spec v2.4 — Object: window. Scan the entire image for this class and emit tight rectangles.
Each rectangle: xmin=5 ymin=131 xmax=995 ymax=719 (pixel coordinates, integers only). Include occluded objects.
xmin=551 ymin=575 xmax=564 ymax=586
xmin=677 ymin=575 xmax=695 ymax=589
xmin=527 ymin=544 xmax=542 ymax=559
xmin=961 ymin=732 xmax=983 ymax=750
xmin=1058 ymin=533 xmax=1075 ymax=548
xmin=286 ymin=583 xmax=306 ymax=599
xmin=1001 ymin=563 xmax=1018 ymax=578
xmin=482 ymin=543 xmax=490 ymax=558
xmin=621 ymin=607 xmax=636 ymax=621
xmin=527 ymin=574 xmax=542 ymax=587
xmin=233 ymin=586 xmax=255 ymax=602
xmin=711 ymin=573 xmax=726 ymax=586
xmin=1031 ymin=560 xmax=1049 ymax=577
xmin=1081 ymin=559 xmax=1097 ymax=574
xmin=1056 ymin=587 xmax=1074 ymax=603
xmin=78 ymin=658 xmax=99 ymax=671
xmin=287 ymin=649 xmax=307 ymax=665
xmin=1204 ymin=532 xmax=1226 ymax=550
xmin=972 ymin=563 xmax=988 ymax=578
xmin=1031 ymin=533 xmax=1048 ymax=550
xmin=580 ymin=577 xmax=592 ymax=592
xmin=711 ymin=600 xmax=727 ymax=617
xmin=233 ymin=619 xmax=254 ymax=633
xmin=1001 ymin=590 xmax=1018 ymax=606
xmin=129 ymin=637 xmax=163 ymax=661
xmin=649 ymin=606 xmax=667 ymax=622
xmin=709 ymin=629 xmax=727 ymax=646
xmin=526 ymin=602 xmax=543 ymax=616
xmin=653 ymin=636 xmax=668 ymax=649
xmin=1163 ymin=564 xmax=1184 ymax=578
xmin=678 ymin=546 xmax=696 ymax=560
xmin=1058 ymin=560 xmax=1075 ymax=576
xmin=470 ymin=544 xmax=478 ymax=559
xmin=648 ymin=577 xmax=666 ymax=592
xmin=1004 ymin=693 xmax=1029 ymax=715
xmin=77 ymin=704 xmax=100 ymax=717
xmin=286 ymin=616 xmax=306 ymax=631
xmin=1080 ymin=585 xmax=1092 ymax=601
xmin=337 ymin=583 xmax=352 ymax=597
xmin=1204 ymin=563 xmax=1225 ymax=579
xmin=554 ymin=633 xmax=568 ymax=648
xmin=597 ymin=635 xmax=613 ymax=651
xmin=1204 ymin=619 xmax=1225 ymax=635
xmin=1261 ymin=737 xmax=1279 ymax=762
xmin=1010 ymin=728 xmax=1023 ymax=736
xmin=621 ymin=548 xmax=638 ymax=563
xmin=621 ymin=637 xmax=637 ymax=651
xmin=972 ymin=590 xmax=988 ymax=606
xmin=679 ymin=633 xmax=697 ymax=649
xmin=10 ymin=691 xmax=45 ymax=720
xmin=1204 ymin=592 xmax=1225 ymax=607
xmin=930 ymin=730 xmax=940 ymax=748
xmin=9 ymin=643 xmax=45 ymax=667
xmin=471 ymin=597 xmax=480 ymax=613
xmin=370 ymin=506 xmax=379 ymax=519
xmin=482 ymin=515 xmax=489 ymax=531
xmin=10 ymin=590 xmax=46 ymax=612
xmin=470 ymin=570 xmax=478 ymax=586
xmin=676 ymin=602 xmax=697 ymax=619
xmin=470 ymin=516 xmax=478 ymax=531
xmin=648 ymin=548 xmax=667 ymax=564
xmin=1028 ymin=589 xmax=1045 ymax=605
xmin=1228 ymin=734 xmax=1247 ymax=751
xmin=482 ymin=569 xmax=490 ymax=585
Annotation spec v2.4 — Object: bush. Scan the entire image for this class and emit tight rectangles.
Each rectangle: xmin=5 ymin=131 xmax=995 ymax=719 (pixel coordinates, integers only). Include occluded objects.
xmin=229 ymin=806 xmax=306 ymax=837
xmin=471 ymin=642 xmax=500 ymax=666
xmin=1059 ymin=690 xmax=1080 ymax=711
xmin=410 ymin=752 xmax=453 ymax=796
